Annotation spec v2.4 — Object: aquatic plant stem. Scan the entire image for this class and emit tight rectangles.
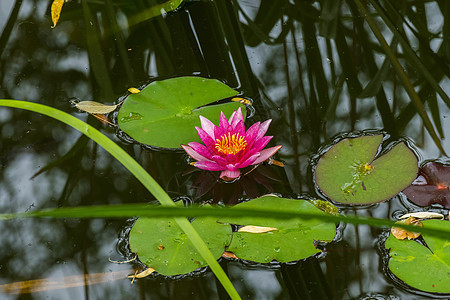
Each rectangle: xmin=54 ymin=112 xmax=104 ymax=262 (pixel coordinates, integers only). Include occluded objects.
xmin=353 ymin=0 xmax=447 ymax=156
xmin=0 ymin=100 xmax=241 ymax=300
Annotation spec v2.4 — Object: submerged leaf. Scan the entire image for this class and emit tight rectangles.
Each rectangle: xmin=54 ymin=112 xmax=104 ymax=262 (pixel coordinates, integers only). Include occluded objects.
xmin=315 ymin=135 xmax=418 ymax=204
xmin=309 ymin=199 xmax=339 ymax=215
xmin=74 ymin=100 xmax=119 ymax=114
xmin=391 ymin=217 xmax=422 ymax=240
xmin=402 ymin=162 xmax=450 ymax=208
xmin=51 ymin=0 xmax=66 ymax=28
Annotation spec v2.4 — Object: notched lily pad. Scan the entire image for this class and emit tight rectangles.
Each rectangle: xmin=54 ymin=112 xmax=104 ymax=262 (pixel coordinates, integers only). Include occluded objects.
xmin=219 ymin=196 xmax=337 ymax=263
xmin=117 ymin=76 xmax=245 ymax=149
xmin=402 ymin=162 xmax=450 ymax=208
xmin=314 ymin=134 xmax=418 ymax=204
xmin=385 ymin=219 xmax=450 ymax=294
xmin=129 ymin=204 xmax=232 ymax=276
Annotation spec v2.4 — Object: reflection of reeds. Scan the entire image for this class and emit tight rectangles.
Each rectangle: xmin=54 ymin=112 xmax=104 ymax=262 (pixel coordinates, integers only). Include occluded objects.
xmin=237 ymin=0 xmax=448 ymax=155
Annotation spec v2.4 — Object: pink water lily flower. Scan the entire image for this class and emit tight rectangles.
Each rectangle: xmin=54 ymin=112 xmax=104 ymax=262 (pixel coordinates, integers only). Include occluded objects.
xmin=181 ymin=108 xmax=282 ymax=181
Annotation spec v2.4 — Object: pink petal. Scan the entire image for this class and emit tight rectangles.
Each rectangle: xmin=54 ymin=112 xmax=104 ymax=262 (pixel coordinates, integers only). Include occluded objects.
xmin=229 ymin=107 xmax=244 ymax=128
xmin=244 ymin=122 xmax=261 ymax=149
xmin=188 ymin=142 xmax=214 ymax=159
xmin=219 ymin=111 xmax=230 ymax=132
xmin=252 ymin=136 xmax=273 ymax=152
xmin=220 ymin=169 xmax=241 ymax=180
xmin=196 ymin=127 xmax=216 ymax=149
xmin=211 ymin=155 xmax=229 ymax=167
xmin=194 ymin=161 xmax=226 ymax=171
xmin=238 ymin=152 xmax=260 ymax=168
xmin=234 ymin=120 xmax=246 ymax=136
xmin=214 ymin=122 xmax=225 ymax=139
xmin=238 ymin=147 xmax=259 ymax=163
xmin=224 ymin=153 xmax=239 ymax=164
xmin=181 ymin=144 xmax=212 ymax=162
xmin=256 ymin=119 xmax=272 ymax=140
xmin=199 ymin=115 xmax=216 ymax=139
xmin=252 ymin=145 xmax=282 ymax=164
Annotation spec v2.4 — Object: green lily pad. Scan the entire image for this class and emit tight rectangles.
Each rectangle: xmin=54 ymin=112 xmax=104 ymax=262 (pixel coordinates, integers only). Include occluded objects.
xmin=118 ymin=76 xmax=244 ymax=149
xmin=314 ymin=135 xmax=418 ymax=204
xmin=220 ymin=196 xmax=337 ymax=263
xmin=129 ymin=205 xmax=232 ymax=276
xmin=385 ymin=219 xmax=450 ymax=294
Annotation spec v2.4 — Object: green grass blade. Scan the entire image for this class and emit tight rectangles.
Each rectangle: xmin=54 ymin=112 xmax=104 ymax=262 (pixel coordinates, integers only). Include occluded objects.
xmin=1 ymin=204 xmax=450 ymax=240
xmin=354 ymin=0 xmax=446 ymax=155
xmin=0 ymin=99 xmax=241 ymax=300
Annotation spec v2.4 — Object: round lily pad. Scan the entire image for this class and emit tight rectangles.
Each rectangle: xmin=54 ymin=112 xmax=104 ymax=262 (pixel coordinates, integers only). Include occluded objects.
xmin=118 ymin=76 xmax=244 ymax=149
xmin=220 ymin=196 xmax=337 ymax=263
xmin=385 ymin=219 xmax=450 ymax=294
xmin=314 ymin=134 xmax=418 ymax=204
xmin=129 ymin=206 xmax=232 ymax=276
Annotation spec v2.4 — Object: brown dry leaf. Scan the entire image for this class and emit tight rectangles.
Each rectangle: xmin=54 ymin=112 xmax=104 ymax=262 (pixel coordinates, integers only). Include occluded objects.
xmin=238 ymin=225 xmax=278 ymax=233
xmin=51 ymin=0 xmax=66 ymax=28
xmin=128 ymin=87 xmax=141 ymax=94
xmin=74 ymin=101 xmax=119 ymax=114
xmin=268 ymin=158 xmax=285 ymax=167
xmin=128 ymin=268 xmax=155 ymax=282
xmin=222 ymin=251 xmax=238 ymax=259
xmin=391 ymin=217 xmax=423 ymax=240
xmin=92 ymin=114 xmax=114 ymax=126
xmin=399 ymin=212 xmax=444 ymax=220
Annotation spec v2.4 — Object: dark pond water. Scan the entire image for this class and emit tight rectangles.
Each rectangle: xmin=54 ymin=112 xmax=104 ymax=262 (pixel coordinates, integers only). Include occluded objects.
xmin=0 ymin=0 xmax=449 ymax=299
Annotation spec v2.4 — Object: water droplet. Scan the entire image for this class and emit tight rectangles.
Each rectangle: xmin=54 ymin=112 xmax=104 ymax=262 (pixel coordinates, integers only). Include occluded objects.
xmin=120 ymin=112 xmax=143 ymax=122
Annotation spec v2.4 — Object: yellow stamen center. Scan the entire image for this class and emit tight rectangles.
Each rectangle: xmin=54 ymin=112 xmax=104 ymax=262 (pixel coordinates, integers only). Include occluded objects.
xmin=215 ymin=133 xmax=247 ymax=155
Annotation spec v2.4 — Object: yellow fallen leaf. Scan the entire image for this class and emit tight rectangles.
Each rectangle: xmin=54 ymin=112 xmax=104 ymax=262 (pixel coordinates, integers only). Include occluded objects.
xmin=391 ymin=217 xmax=422 ymax=240
xmin=51 ymin=0 xmax=66 ymax=28
xmin=73 ymin=100 xmax=119 ymax=114
xmin=232 ymin=97 xmax=253 ymax=105
xmin=399 ymin=212 xmax=444 ymax=220
xmin=238 ymin=225 xmax=278 ymax=233
xmin=128 ymin=268 xmax=155 ymax=282
xmin=128 ymin=87 xmax=141 ymax=94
